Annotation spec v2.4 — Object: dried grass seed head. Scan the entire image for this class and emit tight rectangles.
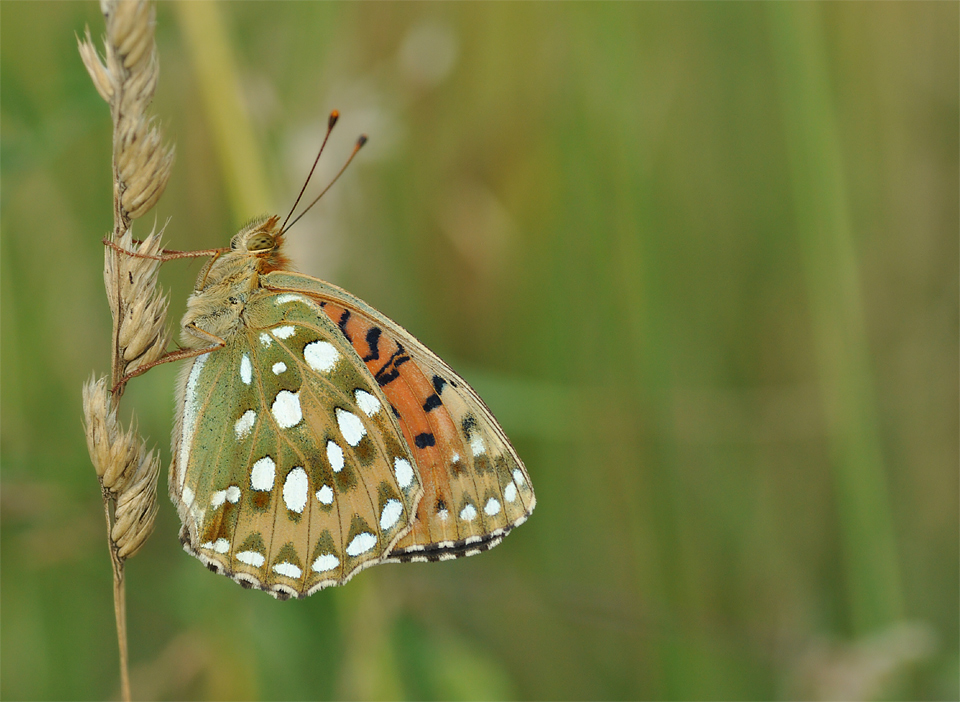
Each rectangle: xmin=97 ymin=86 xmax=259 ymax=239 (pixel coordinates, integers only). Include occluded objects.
xmin=81 ymin=0 xmax=173 ymax=228
xmin=106 ymin=228 xmax=171 ymax=375
xmin=111 ymin=448 xmax=161 ymax=558
xmin=82 ymin=376 xmax=146 ymax=495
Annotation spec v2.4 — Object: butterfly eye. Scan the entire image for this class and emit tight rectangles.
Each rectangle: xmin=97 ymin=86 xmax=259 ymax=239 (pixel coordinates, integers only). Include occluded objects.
xmin=247 ymin=234 xmax=275 ymax=252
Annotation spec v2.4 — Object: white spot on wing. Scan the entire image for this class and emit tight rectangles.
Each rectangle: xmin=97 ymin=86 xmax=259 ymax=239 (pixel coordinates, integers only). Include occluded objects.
xmin=272 ymin=325 xmax=296 ymax=339
xmin=304 ymin=340 xmax=339 ymax=372
xmin=484 ymin=498 xmax=501 ymax=516
xmin=236 ymin=551 xmax=265 ymax=567
xmin=272 ymin=562 xmax=302 ymax=579
xmin=272 ymin=390 xmax=302 ymax=428
xmin=225 ymin=485 xmax=241 ymax=503
xmin=336 ymin=408 xmax=366 ymax=446
xmin=178 ymin=355 xmax=208 ymax=489
xmin=346 ymin=532 xmax=377 ymax=557
xmin=202 ymin=538 xmax=229 ymax=554
xmin=504 ymin=481 xmax=518 ymax=503
xmin=312 ymin=553 xmax=339 ymax=573
xmin=283 ymin=467 xmax=308 ymax=513
xmin=438 ymin=507 xmax=449 ymax=521
xmin=181 ymin=486 xmax=195 ymax=507
xmin=394 ymin=457 xmax=413 ymax=488
xmin=316 ymin=485 xmax=334 ymax=505
xmin=210 ymin=490 xmax=227 ymax=508
xmin=451 ymin=452 xmax=460 ymax=463
xmin=513 ymin=469 xmax=526 ymax=487
xmin=327 ymin=441 xmax=344 ymax=473
xmin=260 ymin=332 xmax=273 ymax=347
xmin=272 ymin=361 xmax=287 ymax=375
xmin=354 ymin=389 xmax=382 ymax=416
xmin=251 ymin=456 xmax=276 ymax=491
xmin=380 ymin=499 xmax=403 ymax=530
xmin=275 ymin=293 xmax=321 ymax=311
xmin=234 ymin=409 xmax=256 ymax=440
xmin=470 ymin=434 xmax=485 ymax=457
xmin=459 ymin=503 xmax=477 ymax=522
xmin=240 ymin=354 xmax=252 ymax=385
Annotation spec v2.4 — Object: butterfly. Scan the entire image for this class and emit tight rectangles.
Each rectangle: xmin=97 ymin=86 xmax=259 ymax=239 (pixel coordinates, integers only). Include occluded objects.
xmin=163 ymin=130 xmax=534 ymax=600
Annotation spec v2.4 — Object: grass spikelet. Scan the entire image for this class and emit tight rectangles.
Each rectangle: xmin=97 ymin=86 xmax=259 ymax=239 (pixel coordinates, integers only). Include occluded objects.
xmin=82 ymin=375 xmax=122 ymax=483
xmin=108 ymin=226 xmax=171 ymax=376
xmin=78 ymin=0 xmax=173 ymax=231
xmin=112 ymin=448 xmax=161 ymax=559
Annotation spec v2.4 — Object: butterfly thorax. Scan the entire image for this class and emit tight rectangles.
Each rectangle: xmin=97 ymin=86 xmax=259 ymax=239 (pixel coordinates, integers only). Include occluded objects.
xmin=181 ymin=216 xmax=290 ymax=348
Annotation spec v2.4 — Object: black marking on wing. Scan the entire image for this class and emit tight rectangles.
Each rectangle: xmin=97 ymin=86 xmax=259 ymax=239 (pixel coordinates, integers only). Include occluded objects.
xmin=337 ymin=309 xmax=352 ymax=342
xmin=414 ymin=432 xmax=436 ymax=449
xmin=376 ymin=369 xmax=400 ymax=387
xmin=461 ymin=415 xmax=478 ymax=436
xmin=387 ymin=529 xmax=512 ymax=563
xmin=422 ymin=393 xmax=442 ymax=412
xmin=375 ymin=343 xmax=411 ymax=387
xmin=432 ymin=375 xmax=447 ymax=394
xmin=390 ymin=404 xmax=401 ymax=418
xmin=362 ymin=327 xmax=382 ymax=362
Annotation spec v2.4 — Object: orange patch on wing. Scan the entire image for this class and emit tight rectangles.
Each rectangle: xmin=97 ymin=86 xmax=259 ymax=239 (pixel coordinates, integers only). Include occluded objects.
xmin=317 ymin=300 xmax=465 ymax=544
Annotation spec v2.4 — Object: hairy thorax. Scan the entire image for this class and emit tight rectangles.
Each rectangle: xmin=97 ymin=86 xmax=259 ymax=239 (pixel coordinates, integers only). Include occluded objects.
xmin=180 ymin=216 xmax=289 ymax=348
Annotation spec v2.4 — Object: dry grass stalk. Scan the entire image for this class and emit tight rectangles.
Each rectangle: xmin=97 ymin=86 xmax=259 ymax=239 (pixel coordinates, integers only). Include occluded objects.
xmin=78 ymin=2 xmax=175 ymax=700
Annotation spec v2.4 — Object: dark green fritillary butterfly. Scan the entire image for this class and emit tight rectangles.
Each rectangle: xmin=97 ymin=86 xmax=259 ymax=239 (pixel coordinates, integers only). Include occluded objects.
xmin=169 ymin=210 xmax=535 ymax=599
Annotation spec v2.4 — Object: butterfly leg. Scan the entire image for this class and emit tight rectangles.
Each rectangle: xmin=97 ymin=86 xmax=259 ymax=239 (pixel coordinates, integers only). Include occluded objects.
xmin=103 ymin=237 xmax=229 ymax=262
xmin=111 ymin=325 xmax=226 ymax=393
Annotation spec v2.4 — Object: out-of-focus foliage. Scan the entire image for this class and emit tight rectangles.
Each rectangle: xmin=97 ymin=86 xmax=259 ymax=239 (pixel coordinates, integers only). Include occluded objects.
xmin=1 ymin=3 xmax=956 ymax=700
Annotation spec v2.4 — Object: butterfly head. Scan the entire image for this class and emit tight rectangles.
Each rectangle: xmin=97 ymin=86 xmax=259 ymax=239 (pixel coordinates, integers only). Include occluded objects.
xmin=190 ymin=216 xmax=290 ymax=300
xmin=228 ymin=215 xmax=290 ymax=273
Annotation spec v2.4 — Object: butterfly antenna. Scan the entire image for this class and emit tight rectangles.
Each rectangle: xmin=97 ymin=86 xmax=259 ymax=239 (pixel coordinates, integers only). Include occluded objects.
xmin=282 ymin=134 xmax=368 ymax=234
xmin=280 ymin=110 xmax=340 ymax=233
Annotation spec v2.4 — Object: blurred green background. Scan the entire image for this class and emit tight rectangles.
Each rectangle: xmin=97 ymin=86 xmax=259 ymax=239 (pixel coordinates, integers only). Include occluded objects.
xmin=2 ymin=2 xmax=957 ymax=700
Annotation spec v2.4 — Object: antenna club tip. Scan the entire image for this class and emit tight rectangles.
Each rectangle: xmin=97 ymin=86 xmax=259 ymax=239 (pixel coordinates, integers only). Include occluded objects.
xmin=328 ymin=110 xmax=339 ymax=128
xmin=357 ymin=135 xmax=368 ymax=147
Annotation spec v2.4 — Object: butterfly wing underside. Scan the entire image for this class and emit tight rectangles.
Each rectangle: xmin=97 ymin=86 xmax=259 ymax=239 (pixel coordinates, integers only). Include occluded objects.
xmin=171 ymin=292 xmax=424 ymax=599
xmin=262 ymin=271 xmax=536 ymax=562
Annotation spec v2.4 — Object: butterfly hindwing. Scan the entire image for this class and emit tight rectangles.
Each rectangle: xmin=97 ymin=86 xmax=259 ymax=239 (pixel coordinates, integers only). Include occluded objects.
xmin=172 ymin=289 xmax=423 ymax=599
xmin=262 ymin=271 xmax=536 ymax=562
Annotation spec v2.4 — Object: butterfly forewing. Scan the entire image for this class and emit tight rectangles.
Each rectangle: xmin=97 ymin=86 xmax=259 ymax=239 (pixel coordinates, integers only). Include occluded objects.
xmin=262 ymin=271 xmax=536 ymax=562
xmin=172 ymin=290 xmax=423 ymax=599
